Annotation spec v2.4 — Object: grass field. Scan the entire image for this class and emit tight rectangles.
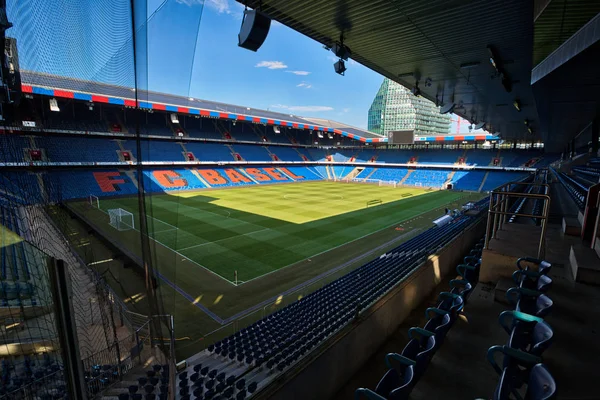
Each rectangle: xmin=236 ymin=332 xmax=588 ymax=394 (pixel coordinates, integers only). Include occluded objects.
xmin=86 ymin=182 xmax=464 ymax=283
xmin=63 ymin=182 xmax=483 ymax=358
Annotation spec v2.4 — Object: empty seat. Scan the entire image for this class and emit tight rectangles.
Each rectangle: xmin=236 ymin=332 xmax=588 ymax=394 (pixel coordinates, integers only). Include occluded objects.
xmin=355 ymin=363 xmax=414 ymax=400
xmin=499 ymin=311 xmax=553 ymax=357
xmin=506 ymin=289 xmax=553 ymax=318
xmin=493 ymin=363 xmax=556 ymax=400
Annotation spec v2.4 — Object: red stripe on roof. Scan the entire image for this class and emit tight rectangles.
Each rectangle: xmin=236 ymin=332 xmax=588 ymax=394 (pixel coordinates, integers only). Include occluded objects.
xmin=347 ymin=133 xmax=355 ymax=139
xmin=333 ymin=129 xmax=342 ymax=134
xmin=454 ymin=135 xmax=465 ymax=141
xmin=200 ymin=110 xmax=210 ymax=116
xmin=475 ymin=135 xmax=486 ymax=140
xmin=267 ymin=119 xmax=274 ymax=124
xmin=177 ymin=107 xmax=189 ymax=114
xmin=435 ymin=136 xmax=445 ymax=141
xmin=292 ymin=123 xmax=299 ymax=128
xmin=252 ymin=117 xmax=261 ymax=123
xmin=21 ymin=85 xmax=33 ymax=93
xmin=219 ymin=113 xmax=229 ymax=118
xmin=359 ymin=137 xmax=366 ymax=142
xmin=92 ymin=95 xmax=109 ymax=103
xmin=54 ymin=90 xmax=74 ymax=98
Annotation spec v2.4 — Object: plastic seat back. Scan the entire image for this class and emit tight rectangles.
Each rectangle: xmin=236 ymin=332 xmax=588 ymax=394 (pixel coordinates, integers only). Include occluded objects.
xmin=414 ymin=336 xmax=436 ymax=379
xmin=527 ymin=364 xmax=556 ymax=400
xmin=375 ymin=365 xmax=414 ymax=400
xmin=530 ymin=322 xmax=553 ymax=356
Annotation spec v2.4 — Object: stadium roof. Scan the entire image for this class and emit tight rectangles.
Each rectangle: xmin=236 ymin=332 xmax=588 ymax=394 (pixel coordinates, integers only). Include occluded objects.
xmin=20 ymin=70 xmax=500 ymax=144
xmin=21 ymin=71 xmax=388 ymax=142
xmin=238 ymin=0 xmax=539 ymax=143
xmin=237 ymin=0 xmax=600 ymax=152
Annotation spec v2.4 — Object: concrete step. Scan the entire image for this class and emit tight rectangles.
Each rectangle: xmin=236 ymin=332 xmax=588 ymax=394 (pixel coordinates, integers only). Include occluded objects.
xmin=569 ymin=243 xmax=600 ymax=284
xmin=493 ymin=278 xmax=514 ymax=305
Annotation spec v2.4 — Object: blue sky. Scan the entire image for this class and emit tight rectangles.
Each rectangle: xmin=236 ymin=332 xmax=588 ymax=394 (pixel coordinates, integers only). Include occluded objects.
xmin=146 ymin=0 xmax=385 ymax=129
xmin=7 ymin=0 xmax=476 ymax=132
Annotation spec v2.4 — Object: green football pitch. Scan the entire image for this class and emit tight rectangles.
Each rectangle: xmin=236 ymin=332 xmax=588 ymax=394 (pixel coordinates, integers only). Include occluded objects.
xmin=81 ymin=182 xmax=466 ymax=283
xmin=64 ymin=181 xmax=482 ymax=357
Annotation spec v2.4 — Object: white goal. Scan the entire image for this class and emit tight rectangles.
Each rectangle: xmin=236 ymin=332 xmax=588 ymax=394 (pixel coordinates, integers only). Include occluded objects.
xmin=89 ymin=194 xmax=99 ymax=209
xmin=379 ymin=180 xmax=397 ymax=188
xmin=108 ymin=208 xmax=135 ymax=231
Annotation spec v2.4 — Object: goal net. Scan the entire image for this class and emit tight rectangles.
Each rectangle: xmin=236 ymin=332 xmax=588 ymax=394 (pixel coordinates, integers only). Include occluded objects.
xmin=89 ymin=194 xmax=99 ymax=209
xmin=379 ymin=180 xmax=397 ymax=188
xmin=108 ymin=208 xmax=135 ymax=231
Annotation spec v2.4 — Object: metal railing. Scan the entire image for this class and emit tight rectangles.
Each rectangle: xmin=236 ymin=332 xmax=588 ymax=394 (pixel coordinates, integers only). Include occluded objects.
xmin=484 ymin=181 xmax=551 ymax=259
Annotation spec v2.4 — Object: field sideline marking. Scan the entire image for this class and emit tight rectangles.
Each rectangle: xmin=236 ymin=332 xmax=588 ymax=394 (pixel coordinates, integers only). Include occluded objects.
xmin=236 ymin=192 xmax=467 ymax=287
xmin=95 ymin=207 xmax=238 ymax=288
xmin=177 ymin=227 xmax=271 ymax=251
xmin=222 ymin=228 xmax=423 ymax=324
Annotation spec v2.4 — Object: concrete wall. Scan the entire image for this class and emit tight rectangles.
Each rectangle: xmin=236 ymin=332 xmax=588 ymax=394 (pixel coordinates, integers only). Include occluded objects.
xmin=257 ymin=218 xmax=486 ymax=400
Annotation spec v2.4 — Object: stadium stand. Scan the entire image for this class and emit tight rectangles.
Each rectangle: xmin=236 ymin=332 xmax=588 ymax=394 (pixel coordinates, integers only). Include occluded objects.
xmin=177 ymin=201 xmax=488 ymax=399
xmin=464 ymin=150 xmax=493 ymax=166
xmin=35 ymin=136 xmax=121 ymax=163
xmin=452 ymin=171 xmax=488 ymax=191
xmin=414 ymin=149 xmax=462 ymax=165
xmin=480 ymin=172 xmax=528 ymax=192
xmin=403 ymin=169 xmax=449 ymax=188
xmin=355 ymin=236 xmax=485 ymax=400
xmin=368 ymin=168 xmax=409 ymax=183
xmin=181 ymin=142 xmax=235 ymax=162
xmin=0 ymin=133 xmax=32 ymax=163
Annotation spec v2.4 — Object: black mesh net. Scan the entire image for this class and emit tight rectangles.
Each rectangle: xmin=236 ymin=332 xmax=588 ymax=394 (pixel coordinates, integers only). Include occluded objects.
xmin=1 ymin=0 xmax=207 ymax=397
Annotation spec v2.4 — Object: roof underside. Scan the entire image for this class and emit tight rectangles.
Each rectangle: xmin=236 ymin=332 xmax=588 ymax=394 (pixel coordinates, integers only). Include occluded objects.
xmin=240 ymin=0 xmax=540 ymax=144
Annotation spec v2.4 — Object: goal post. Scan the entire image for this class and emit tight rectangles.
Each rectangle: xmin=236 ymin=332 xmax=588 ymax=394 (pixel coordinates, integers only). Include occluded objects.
xmin=108 ymin=208 xmax=135 ymax=231
xmin=379 ymin=180 xmax=397 ymax=188
xmin=89 ymin=194 xmax=99 ymax=209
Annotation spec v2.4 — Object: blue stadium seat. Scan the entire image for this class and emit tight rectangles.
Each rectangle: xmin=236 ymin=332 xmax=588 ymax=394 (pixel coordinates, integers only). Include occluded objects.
xmin=498 ymin=311 xmax=553 ymax=357
xmin=354 ymin=363 xmax=414 ymax=400
xmin=493 ymin=363 xmax=556 ymax=400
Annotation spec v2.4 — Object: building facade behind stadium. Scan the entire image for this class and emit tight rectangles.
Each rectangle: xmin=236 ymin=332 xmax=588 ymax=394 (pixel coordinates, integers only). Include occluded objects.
xmin=368 ymin=78 xmax=452 ymax=137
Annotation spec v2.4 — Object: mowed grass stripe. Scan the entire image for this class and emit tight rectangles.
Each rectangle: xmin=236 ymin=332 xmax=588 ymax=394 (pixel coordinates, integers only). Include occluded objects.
xmin=96 ymin=183 xmax=464 ymax=282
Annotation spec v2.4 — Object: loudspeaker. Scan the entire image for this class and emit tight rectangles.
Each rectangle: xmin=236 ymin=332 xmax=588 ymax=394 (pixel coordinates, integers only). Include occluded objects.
xmin=238 ymin=9 xmax=271 ymax=52
xmin=334 ymin=60 xmax=346 ymax=76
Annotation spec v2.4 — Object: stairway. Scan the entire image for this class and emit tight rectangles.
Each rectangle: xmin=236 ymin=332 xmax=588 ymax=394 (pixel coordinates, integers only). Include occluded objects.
xmin=344 ymin=167 xmax=364 ymax=181
xmin=444 ymin=171 xmax=456 ymax=188
xmin=115 ymin=140 xmax=137 ymax=162
xmin=190 ymin=169 xmax=212 ymax=188
xmin=364 ymin=168 xmax=378 ymax=180
xmin=478 ymin=172 xmax=490 ymax=192
xmin=277 ymin=168 xmax=296 ymax=181
xmin=399 ymin=170 xmax=414 ymax=185
xmin=325 ymin=165 xmax=332 ymax=180
xmin=225 ymin=144 xmax=240 ymax=161
xmin=239 ymin=168 xmax=260 ymax=184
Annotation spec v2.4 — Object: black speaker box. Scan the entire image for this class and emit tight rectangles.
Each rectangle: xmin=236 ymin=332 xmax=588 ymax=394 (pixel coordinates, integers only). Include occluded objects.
xmin=238 ymin=9 xmax=271 ymax=52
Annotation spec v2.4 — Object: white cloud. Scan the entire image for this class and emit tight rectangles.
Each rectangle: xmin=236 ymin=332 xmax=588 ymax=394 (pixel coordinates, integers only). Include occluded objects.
xmin=176 ymin=0 xmax=243 ymax=18
xmin=286 ymin=70 xmax=311 ymax=76
xmin=343 ymin=108 xmax=350 ymax=113
xmin=327 ymin=55 xmax=338 ymax=62
xmin=296 ymin=82 xmax=313 ymax=89
xmin=255 ymin=61 xmax=288 ymax=69
xmin=271 ymin=104 xmax=333 ymax=113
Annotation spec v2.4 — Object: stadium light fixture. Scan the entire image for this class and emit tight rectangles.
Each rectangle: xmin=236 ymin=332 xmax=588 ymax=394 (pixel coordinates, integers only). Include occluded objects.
xmin=513 ymin=99 xmax=521 ymax=111
xmin=334 ymin=59 xmax=346 ymax=76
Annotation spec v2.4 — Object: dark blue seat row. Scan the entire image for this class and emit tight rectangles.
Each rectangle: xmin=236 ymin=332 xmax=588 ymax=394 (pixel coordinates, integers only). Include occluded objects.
xmin=487 ymin=257 xmax=556 ymax=400
xmin=355 ymin=236 xmax=486 ymax=399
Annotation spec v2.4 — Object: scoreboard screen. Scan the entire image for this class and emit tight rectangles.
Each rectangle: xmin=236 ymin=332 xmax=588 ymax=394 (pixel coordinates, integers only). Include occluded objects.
xmin=387 ymin=130 xmax=414 ymax=144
